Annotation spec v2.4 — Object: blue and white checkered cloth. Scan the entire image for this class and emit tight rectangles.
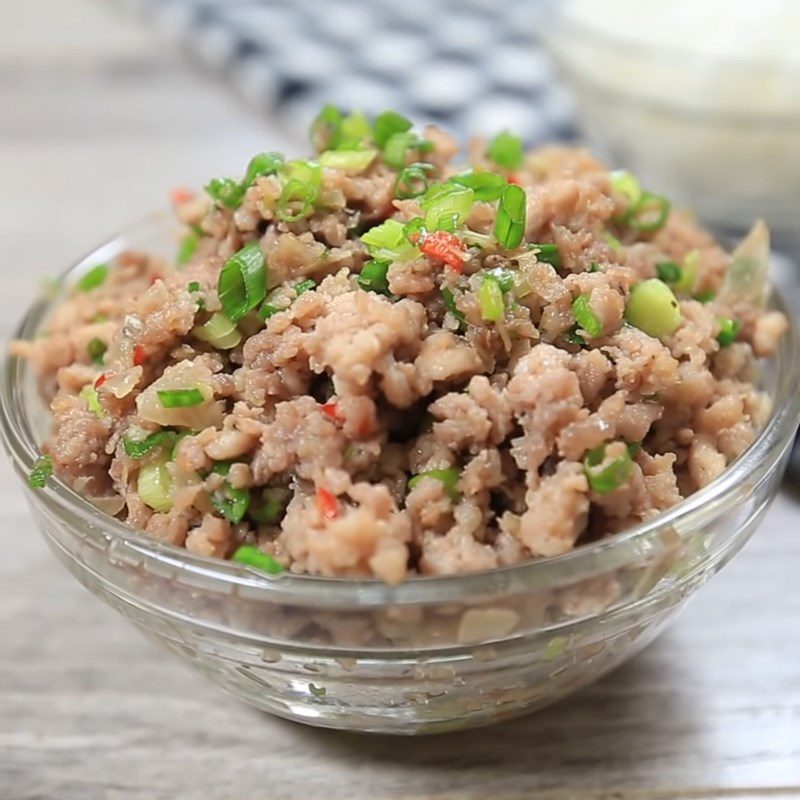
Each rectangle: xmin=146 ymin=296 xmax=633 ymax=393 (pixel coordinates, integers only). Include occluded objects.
xmin=122 ymin=0 xmax=577 ymax=144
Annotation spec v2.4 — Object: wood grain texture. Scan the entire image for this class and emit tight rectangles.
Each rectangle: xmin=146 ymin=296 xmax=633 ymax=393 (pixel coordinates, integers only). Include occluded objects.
xmin=1 ymin=2 xmax=800 ymax=798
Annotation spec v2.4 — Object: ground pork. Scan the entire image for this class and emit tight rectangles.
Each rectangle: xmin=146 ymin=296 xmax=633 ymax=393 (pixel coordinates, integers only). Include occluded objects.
xmin=14 ymin=122 xmax=786 ymax=582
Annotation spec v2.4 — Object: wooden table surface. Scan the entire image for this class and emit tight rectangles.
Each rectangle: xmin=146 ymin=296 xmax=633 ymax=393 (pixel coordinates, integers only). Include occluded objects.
xmin=2 ymin=3 xmax=800 ymax=798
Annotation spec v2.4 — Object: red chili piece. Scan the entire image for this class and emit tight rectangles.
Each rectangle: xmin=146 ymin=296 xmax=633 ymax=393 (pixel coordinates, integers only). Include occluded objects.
xmin=321 ymin=401 xmax=342 ymax=422
xmin=170 ymin=187 xmax=193 ymax=204
xmin=94 ymin=373 xmax=107 ymax=389
xmin=133 ymin=345 xmax=146 ymax=367
xmin=316 ymin=487 xmax=339 ymax=521
xmin=419 ymin=230 xmax=467 ymax=272
xmin=507 ymin=174 xmax=522 ymax=185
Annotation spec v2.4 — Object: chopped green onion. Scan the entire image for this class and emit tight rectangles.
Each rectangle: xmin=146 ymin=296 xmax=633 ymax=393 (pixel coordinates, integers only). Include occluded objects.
xmin=626 ymin=442 xmax=642 ymax=457
xmin=28 ymin=455 xmax=53 ymax=489
xmin=205 ymin=177 xmax=246 ymax=209
xmin=358 ymin=259 xmax=391 ymax=295
xmin=232 ymin=544 xmax=284 ymax=574
xmin=211 ymin=480 xmax=251 ymax=525
xmin=610 ymin=170 xmax=642 ymax=207
xmin=572 ymin=293 xmax=603 ymax=338
xmin=310 ymin=104 xmax=343 ymax=152
xmin=605 ymin=232 xmax=623 ymax=252
xmin=449 ymin=170 xmax=507 ymax=202
xmin=382 ymin=132 xmax=432 ymax=170
xmin=92 ymin=313 xmax=109 ymax=323
xmin=157 ymin=388 xmax=205 ymax=408
xmin=674 ymin=250 xmax=699 ymax=294
xmin=339 ymin=111 xmax=372 ymax=147
xmin=187 ymin=281 xmax=201 ymax=293
xmin=565 ymin=326 xmax=586 ymax=346
xmin=87 ymin=337 xmax=107 ymax=364
xmin=259 ymin=302 xmax=281 ymax=320
xmin=282 ymin=159 xmax=323 ymax=189
xmin=626 ymin=191 xmax=670 ymax=232
xmin=124 ymin=429 xmax=178 ymax=459
xmin=716 ymin=317 xmax=740 ymax=347
xmin=478 ymin=274 xmax=505 ymax=322
xmin=373 ymin=110 xmax=412 ymax=148
xmin=441 ymin=287 xmax=465 ymax=323
xmin=79 ymin=385 xmax=104 ymax=417
xmin=421 ymin=183 xmax=474 ymax=231
xmin=695 ymin=290 xmax=716 ymax=304
xmin=408 ymin=467 xmax=461 ymax=502
xmin=244 ymin=151 xmax=284 ymax=184
xmin=177 ymin=231 xmax=199 ymax=266
xmin=583 ymin=444 xmax=632 ymax=494
xmin=487 ymin=130 xmax=524 ymax=170
xmin=360 ymin=218 xmax=417 ymax=261
xmin=218 ymin=241 xmax=267 ymax=322
xmin=488 ymin=267 xmax=515 ymax=292
xmin=530 ymin=243 xmax=561 ymax=267
xmin=295 ymin=279 xmax=316 ymax=296
xmin=584 ymin=444 xmax=632 ymax=493
xmin=138 ymin=460 xmax=173 ymax=512
xmin=625 ymin=279 xmax=681 ymax=338
xmin=276 ymin=178 xmax=318 ymax=222
xmin=193 ymin=311 xmax=241 ymax=349
xmin=76 ymin=264 xmax=109 ymax=292
xmin=249 ymin=487 xmax=291 ymax=525
xmin=589 ymin=262 xmax=601 ymax=273
xmin=655 ymin=261 xmax=682 ymax=285
xmin=403 ymin=216 xmax=427 ymax=244
xmin=395 ymin=162 xmax=435 ymax=199
xmin=319 ymin=148 xmax=377 ymax=172
xmin=494 ymin=184 xmax=526 ymax=249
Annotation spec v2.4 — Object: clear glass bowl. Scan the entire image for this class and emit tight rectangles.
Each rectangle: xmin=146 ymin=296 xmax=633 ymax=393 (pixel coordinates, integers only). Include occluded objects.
xmin=2 ymin=215 xmax=799 ymax=735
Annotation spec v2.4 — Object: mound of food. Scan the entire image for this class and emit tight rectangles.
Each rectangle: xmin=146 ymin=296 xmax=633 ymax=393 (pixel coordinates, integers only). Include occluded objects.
xmin=15 ymin=107 xmax=787 ymax=583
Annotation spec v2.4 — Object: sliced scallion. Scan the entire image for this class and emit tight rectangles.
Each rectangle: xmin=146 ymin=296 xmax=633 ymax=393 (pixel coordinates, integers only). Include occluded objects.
xmin=310 ymin=104 xmax=343 ymax=152
xmin=716 ymin=317 xmax=740 ymax=347
xmin=177 ymin=231 xmax=199 ymax=266
xmin=249 ymin=487 xmax=291 ymax=525
xmin=478 ymin=274 xmax=505 ymax=322
xmin=205 ymin=177 xmax=246 ymax=209
xmin=572 ymin=293 xmax=603 ymax=338
xmin=192 ymin=311 xmax=242 ymax=350
xmin=358 ymin=259 xmax=391 ymax=295
xmin=157 ymin=388 xmax=205 ymax=408
xmin=382 ymin=132 xmax=432 ymax=170
xmin=28 ymin=455 xmax=53 ymax=489
xmin=232 ymin=544 xmax=284 ymax=574
xmin=295 ymin=278 xmax=316 ymax=296
xmin=218 ymin=241 xmax=267 ymax=322
xmin=488 ymin=267 xmax=515 ymax=292
xmin=625 ymin=279 xmax=681 ymax=338
xmin=338 ymin=111 xmax=372 ymax=147
xmin=79 ymin=385 xmax=104 ymax=417
xmin=395 ymin=162 xmax=435 ymax=199
xmin=87 ymin=337 xmax=107 ymax=364
xmin=441 ymin=287 xmax=465 ymax=323
xmin=244 ymin=151 xmax=284 ymax=184
xmin=584 ymin=444 xmax=632 ymax=494
xmin=319 ymin=148 xmax=377 ymax=172
xmin=610 ymin=170 xmax=642 ymax=207
xmin=494 ymin=184 xmax=526 ymax=249
xmin=373 ymin=110 xmax=412 ymax=148
xmin=76 ymin=264 xmax=109 ymax=292
xmin=626 ymin=191 xmax=670 ymax=232
xmin=276 ymin=178 xmax=318 ymax=222
xmin=530 ymin=243 xmax=561 ymax=267
xmin=138 ymin=460 xmax=173 ymax=513
xmin=487 ymin=130 xmax=524 ymax=170
xmin=124 ymin=429 xmax=178 ymax=459
xmin=421 ymin=183 xmax=474 ymax=231
xmin=449 ymin=170 xmax=507 ymax=202
xmin=210 ymin=465 xmax=251 ymax=524
xmin=656 ymin=261 xmax=682 ymax=285
xmin=407 ymin=467 xmax=461 ymax=502
xmin=360 ymin=218 xmax=417 ymax=261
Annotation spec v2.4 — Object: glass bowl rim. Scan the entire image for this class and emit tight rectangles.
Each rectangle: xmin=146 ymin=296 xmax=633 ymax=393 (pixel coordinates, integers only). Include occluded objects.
xmin=2 ymin=212 xmax=798 ymax=608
